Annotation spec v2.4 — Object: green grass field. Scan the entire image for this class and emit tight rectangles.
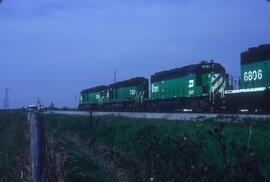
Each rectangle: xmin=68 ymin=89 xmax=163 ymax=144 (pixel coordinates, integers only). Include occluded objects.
xmin=43 ymin=114 xmax=270 ymax=181
xmin=0 ymin=111 xmax=31 ymax=182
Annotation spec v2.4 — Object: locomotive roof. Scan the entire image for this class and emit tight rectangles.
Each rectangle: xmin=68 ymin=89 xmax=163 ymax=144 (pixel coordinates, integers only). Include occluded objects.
xmin=241 ymin=44 xmax=270 ymax=65
xmin=81 ymin=85 xmax=107 ymax=94
xmin=151 ymin=61 xmax=225 ymax=82
xmin=109 ymin=77 xmax=148 ymax=89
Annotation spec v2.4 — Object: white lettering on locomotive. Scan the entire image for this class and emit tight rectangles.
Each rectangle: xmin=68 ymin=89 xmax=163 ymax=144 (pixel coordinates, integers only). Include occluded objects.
xmin=152 ymin=84 xmax=159 ymax=93
xmin=96 ymin=94 xmax=100 ymax=99
xmin=188 ymin=80 xmax=194 ymax=88
xmin=130 ymin=89 xmax=137 ymax=95
xmin=188 ymin=90 xmax=194 ymax=95
xmin=244 ymin=69 xmax=263 ymax=82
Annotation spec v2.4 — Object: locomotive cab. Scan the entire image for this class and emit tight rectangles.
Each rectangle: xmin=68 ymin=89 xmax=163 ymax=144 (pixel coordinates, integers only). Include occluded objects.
xmin=225 ymin=44 xmax=270 ymax=113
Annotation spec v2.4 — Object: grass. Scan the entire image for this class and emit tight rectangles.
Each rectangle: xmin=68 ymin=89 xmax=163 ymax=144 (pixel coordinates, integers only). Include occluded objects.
xmin=0 ymin=110 xmax=31 ymax=182
xmin=42 ymin=114 xmax=117 ymax=182
xmin=43 ymin=114 xmax=270 ymax=181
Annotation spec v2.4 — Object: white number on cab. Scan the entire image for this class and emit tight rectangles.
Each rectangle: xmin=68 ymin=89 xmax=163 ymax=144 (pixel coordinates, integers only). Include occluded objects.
xmin=244 ymin=69 xmax=262 ymax=82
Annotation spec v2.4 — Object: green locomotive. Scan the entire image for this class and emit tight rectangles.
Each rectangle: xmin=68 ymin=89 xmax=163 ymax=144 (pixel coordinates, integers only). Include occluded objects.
xmin=149 ymin=61 xmax=228 ymax=111
xmin=79 ymin=86 xmax=108 ymax=110
xmin=151 ymin=61 xmax=227 ymax=99
xmin=240 ymin=45 xmax=270 ymax=89
xmin=107 ymin=77 xmax=149 ymax=111
xmin=225 ymin=44 xmax=270 ymax=112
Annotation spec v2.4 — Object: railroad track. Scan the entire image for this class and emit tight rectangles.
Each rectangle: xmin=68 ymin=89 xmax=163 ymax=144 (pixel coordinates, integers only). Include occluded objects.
xmin=46 ymin=111 xmax=270 ymax=121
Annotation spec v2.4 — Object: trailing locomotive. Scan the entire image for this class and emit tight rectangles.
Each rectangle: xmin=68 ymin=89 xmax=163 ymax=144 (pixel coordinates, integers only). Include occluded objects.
xmin=79 ymin=77 xmax=148 ymax=111
xmin=106 ymin=77 xmax=149 ymax=111
xmin=79 ymin=44 xmax=270 ymax=113
xmin=79 ymin=86 xmax=108 ymax=110
xmin=149 ymin=61 xmax=228 ymax=112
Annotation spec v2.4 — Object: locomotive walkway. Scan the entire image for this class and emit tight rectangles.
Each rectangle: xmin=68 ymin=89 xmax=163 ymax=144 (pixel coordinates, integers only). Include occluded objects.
xmin=46 ymin=111 xmax=270 ymax=121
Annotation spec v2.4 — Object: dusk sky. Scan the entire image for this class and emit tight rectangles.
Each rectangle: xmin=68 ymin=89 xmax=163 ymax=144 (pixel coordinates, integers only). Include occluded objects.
xmin=1 ymin=0 xmax=270 ymax=108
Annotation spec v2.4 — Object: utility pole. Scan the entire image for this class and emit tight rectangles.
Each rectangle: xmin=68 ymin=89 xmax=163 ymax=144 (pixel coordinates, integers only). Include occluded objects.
xmin=4 ymin=88 xmax=10 ymax=110
xmin=36 ymin=97 xmax=42 ymax=111
xmin=238 ymin=76 xmax=241 ymax=89
xmin=74 ymin=95 xmax=78 ymax=108
xmin=114 ymin=70 xmax=117 ymax=83
xmin=234 ymin=80 xmax=238 ymax=90
xmin=230 ymin=75 xmax=234 ymax=89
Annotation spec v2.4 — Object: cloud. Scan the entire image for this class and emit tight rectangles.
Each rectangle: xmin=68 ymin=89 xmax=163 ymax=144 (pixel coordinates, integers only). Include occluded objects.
xmin=0 ymin=0 xmax=188 ymax=18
